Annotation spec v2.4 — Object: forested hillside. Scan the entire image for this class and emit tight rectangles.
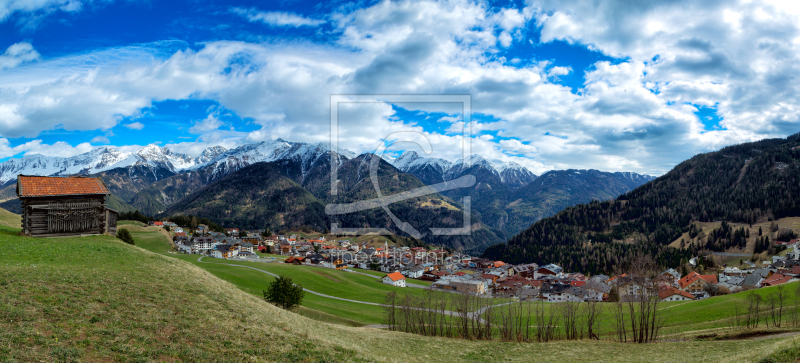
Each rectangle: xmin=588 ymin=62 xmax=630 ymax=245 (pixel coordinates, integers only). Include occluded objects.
xmin=162 ymin=155 xmax=505 ymax=252
xmin=163 ymin=161 xmax=329 ymax=231
xmin=483 ymin=133 xmax=800 ymax=275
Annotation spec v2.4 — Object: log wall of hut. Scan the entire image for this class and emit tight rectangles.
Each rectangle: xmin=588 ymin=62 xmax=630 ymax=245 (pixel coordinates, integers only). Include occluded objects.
xmin=20 ymin=195 xmax=110 ymax=237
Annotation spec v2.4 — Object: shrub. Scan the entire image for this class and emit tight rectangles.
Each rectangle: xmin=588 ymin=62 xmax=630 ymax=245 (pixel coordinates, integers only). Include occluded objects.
xmin=116 ymin=228 xmax=135 ymax=245
xmin=263 ymin=275 xmax=304 ymax=310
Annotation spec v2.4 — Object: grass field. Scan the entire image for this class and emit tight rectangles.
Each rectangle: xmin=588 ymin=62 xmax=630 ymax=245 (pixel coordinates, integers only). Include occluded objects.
xmin=126 ymin=222 xmax=800 ymax=336
xmin=2 ymin=215 xmax=800 ymax=361
xmin=0 ymin=208 xmax=19 ymax=229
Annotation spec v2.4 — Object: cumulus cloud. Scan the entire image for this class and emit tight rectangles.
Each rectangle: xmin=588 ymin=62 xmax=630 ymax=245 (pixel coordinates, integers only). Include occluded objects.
xmin=0 ymin=138 xmax=95 ymax=158
xmin=2 ymin=0 xmax=800 ymax=176
xmin=0 ymin=42 xmax=39 ymax=69
xmin=123 ymin=122 xmax=144 ymax=130
xmin=0 ymin=0 xmax=88 ymax=29
xmin=189 ymin=114 xmax=223 ymax=134
xmin=231 ymin=7 xmax=325 ymax=27
xmin=90 ymin=135 xmax=110 ymax=144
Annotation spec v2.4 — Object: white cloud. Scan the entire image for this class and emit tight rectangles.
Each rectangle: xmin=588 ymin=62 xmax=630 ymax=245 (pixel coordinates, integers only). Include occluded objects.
xmin=0 ymin=42 xmax=39 ymax=69
xmin=90 ymin=135 xmax=109 ymax=144
xmin=189 ymin=114 xmax=223 ymax=134
xmin=2 ymin=0 xmax=800 ymax=176
xmin=231 ymin=7 xmax=325 ymax=27
xmin=0 ymin=138 xmax=95 ymax=158
xmin=123 ymin=122 xmax=144 ymax=130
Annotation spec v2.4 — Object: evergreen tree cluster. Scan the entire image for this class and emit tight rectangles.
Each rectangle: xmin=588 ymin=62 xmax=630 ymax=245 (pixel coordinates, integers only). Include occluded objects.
xmin=701 ymin=222 xmax=747 ymax=251
xmin=118 ymin=210 xmax=153 ymax=224
xmin=483 ymin=133 xmax=800 ymax=275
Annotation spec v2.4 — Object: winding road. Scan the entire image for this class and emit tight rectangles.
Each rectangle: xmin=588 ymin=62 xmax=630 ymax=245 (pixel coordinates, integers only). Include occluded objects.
xmin=195 ymin=256 xmax=509 ymax=324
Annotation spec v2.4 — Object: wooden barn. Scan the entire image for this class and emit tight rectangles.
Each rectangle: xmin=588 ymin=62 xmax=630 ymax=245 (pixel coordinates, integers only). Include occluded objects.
xmin=17 ymin=175 xmax=118 ymax=237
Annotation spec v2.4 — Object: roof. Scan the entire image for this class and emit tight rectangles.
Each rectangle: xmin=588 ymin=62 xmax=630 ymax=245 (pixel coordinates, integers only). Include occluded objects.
xmin=763 ymin=273 xmax=793 ymax=286
xmin=678 ymin=272 xmax=718 ymax=288
xmin=384 ymin=272 xmax=405 ymax=281
xmin=570 ymin=281 xmax=586 ymax=287
xmin=17 ymin=175 xmax=110 ymax=198
xmin=659 ymin=286 xmax=695 ymax=300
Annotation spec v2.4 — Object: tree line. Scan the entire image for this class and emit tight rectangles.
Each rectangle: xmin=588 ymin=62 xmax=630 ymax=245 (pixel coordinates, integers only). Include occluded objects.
xmin=484 ymin=133 xmax=800 ymax=275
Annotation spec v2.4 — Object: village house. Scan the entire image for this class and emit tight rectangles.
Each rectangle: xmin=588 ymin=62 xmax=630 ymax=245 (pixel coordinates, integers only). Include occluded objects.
xmin=211 ymin=244 xmax=235 ymax=259
xmin=382 ymin=272 xmax=406 ymax=287
xmin=191 ymin=236 xmax=216 ymax=253
xmin=762 ymin=273 xmax=797 ymax=287
xmin=678 ymin=271 xmax=718 ymax=295
xmin=659 ymin=268 xmax=681 ymax=287
xmin=536 ymin=264 xmax=563 ymax=278
xmin=659 ymin=286 xmax=696 ymax=301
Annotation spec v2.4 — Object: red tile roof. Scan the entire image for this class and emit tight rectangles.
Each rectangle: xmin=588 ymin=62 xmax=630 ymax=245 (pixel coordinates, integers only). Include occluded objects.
xmin=659 ymin=286 xmax=695 ymax=300
xmin=678 ymin=271 xmax=717 ymax=289
xmin=17 ymin=175 xmax=110 ymax=197
xmin=570 ymin=281 xmax=586 ymax=287
xmin=385 ymin=271 xmax=405 ymax=281
xmin=763 ymin=273 xmax=793 ymax=286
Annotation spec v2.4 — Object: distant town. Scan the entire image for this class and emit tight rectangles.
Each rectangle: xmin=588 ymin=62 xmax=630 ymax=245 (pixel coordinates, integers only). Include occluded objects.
xmin=162 ymin=221 xmax=800 ymax=303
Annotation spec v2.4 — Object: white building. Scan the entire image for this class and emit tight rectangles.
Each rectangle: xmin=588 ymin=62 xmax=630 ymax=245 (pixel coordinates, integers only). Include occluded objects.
xmin=382 ymin=272 xmax=406 ymax=287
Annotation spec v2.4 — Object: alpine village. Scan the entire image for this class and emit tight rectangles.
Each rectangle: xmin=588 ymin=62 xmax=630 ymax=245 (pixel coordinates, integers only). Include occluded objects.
xmin=1 ymin=133 xmax=800 ymax=362
xmin=4 ymin=0 xmax=800 ymax=361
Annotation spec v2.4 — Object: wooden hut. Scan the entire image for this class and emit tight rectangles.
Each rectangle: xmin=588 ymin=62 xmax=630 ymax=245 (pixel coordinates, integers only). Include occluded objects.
xmin=17 ymin=175 xmax=118 ymax=237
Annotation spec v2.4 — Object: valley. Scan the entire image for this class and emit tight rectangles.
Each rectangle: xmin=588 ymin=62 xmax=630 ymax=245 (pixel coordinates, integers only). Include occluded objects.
xmin=0 ymin=138 xmax=654 ymax=255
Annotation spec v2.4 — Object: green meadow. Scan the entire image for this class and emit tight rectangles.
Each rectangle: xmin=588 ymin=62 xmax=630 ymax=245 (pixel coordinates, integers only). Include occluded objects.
xmin=1 ymin=216 xmax=799 ymax=361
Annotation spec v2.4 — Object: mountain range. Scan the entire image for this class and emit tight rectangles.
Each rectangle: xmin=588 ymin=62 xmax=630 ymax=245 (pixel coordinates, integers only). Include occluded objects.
xmin=482 ymin=133 xmax=800 ymax=274
xmin=0 ymin=138 xmax=654 ymax=253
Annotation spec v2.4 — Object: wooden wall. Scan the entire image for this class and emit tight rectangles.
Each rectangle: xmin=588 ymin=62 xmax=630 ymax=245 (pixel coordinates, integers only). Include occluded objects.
xmin=21 ymin=195 xmax=117 ymax=238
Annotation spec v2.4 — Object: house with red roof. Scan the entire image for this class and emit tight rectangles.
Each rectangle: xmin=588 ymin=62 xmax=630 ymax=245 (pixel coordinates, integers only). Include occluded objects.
xmin=659 ymin=286 xmax=696 ymax=302
xmin=382 ymin=271 xmax=406 ymax=287
xmin=678 ymin=271 xmax=718 ymax=294
xmin=762 ymin=273 xmax=796 ymax=287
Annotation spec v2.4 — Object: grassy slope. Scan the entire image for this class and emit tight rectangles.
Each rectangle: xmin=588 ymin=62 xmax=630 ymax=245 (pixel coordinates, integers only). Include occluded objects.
xmin=0 ymin=207 xmax=20 ymax=229
xmin=135 ymin=222 xmax=800 ymax=336
xmin=1 ymin=221 xmax=798 ymax=361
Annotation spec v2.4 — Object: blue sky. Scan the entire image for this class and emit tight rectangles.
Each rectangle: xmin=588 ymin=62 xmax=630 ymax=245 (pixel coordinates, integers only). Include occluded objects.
xmin=0 ymin=0 xmax=799 ymax=175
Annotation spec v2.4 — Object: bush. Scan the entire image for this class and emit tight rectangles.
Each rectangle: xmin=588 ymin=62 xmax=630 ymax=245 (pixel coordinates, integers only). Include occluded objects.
xmin=263 ymin=275 xmax=304 ymax=310
xmin=117 ymin=228 xmax=135 ymax=245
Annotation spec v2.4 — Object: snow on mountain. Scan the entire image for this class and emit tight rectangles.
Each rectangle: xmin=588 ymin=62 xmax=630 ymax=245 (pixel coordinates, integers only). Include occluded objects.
xmin=196 ymin=146 xmax=227 ymax=164
xmin=392 ymin=151 xmax=536 ymax=187
xmin=0 ymin=144 xmax=216 ymax=184
xmin=193 ymin=139 xmax=357 ymax=182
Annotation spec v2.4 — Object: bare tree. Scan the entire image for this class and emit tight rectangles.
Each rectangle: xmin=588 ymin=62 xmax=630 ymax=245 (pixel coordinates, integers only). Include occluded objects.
xmin=746 ymin=292 xmax=762 ymax=328
xmin=612 ymin=298 xmax=627 ymax=342
xmin=535 ymin=298 xmax=558 ymax=342
xmin=774 ymin=284 xmax=787 ymax=327
xmin=384 ymin=291 xmax=397 ymax=331
xmin=560 ymin=301 xmax=581 ymax=340
xmin=585 ymin=300 xmax=603 ymax=340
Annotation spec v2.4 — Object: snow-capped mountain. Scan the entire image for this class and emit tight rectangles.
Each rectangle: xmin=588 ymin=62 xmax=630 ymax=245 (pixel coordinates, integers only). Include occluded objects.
xmin=0 ymin=139 xmax=358 ymax=186
xmin=0 ymin=145 xmax=210 ymax=184
xmin=194 ymin=139 xmax=357 ymax=182
xmin=392 ymin=151 xmax=537 ymax=187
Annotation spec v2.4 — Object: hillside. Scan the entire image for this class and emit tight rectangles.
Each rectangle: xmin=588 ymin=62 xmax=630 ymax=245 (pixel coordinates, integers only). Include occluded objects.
xmin=500 ymin=170 xmax=656 ymax=236
xmin=301 ymin=154 xmax=505 ymax=252
xmin=1 ymin=221 xmax=798 ymax=361
xmin=163 ymin=161 xmax=329 ymax=231
xmin=483 ymin=133 xmax=800 ymax=274
xmin=439 ymin=167 xmax=654 ymax=241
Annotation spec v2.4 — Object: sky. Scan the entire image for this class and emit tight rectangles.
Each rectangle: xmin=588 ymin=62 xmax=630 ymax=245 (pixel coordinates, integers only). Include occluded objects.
xmin=1 ymin=0 xmax=800 ymax=175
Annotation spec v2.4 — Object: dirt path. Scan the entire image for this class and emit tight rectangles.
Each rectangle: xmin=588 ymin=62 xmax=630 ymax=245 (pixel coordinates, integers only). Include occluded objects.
xmin=749 ymin=331 xmax=800 ymax=341
xmin=313 ymin=270 xmax=342 ymax=282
